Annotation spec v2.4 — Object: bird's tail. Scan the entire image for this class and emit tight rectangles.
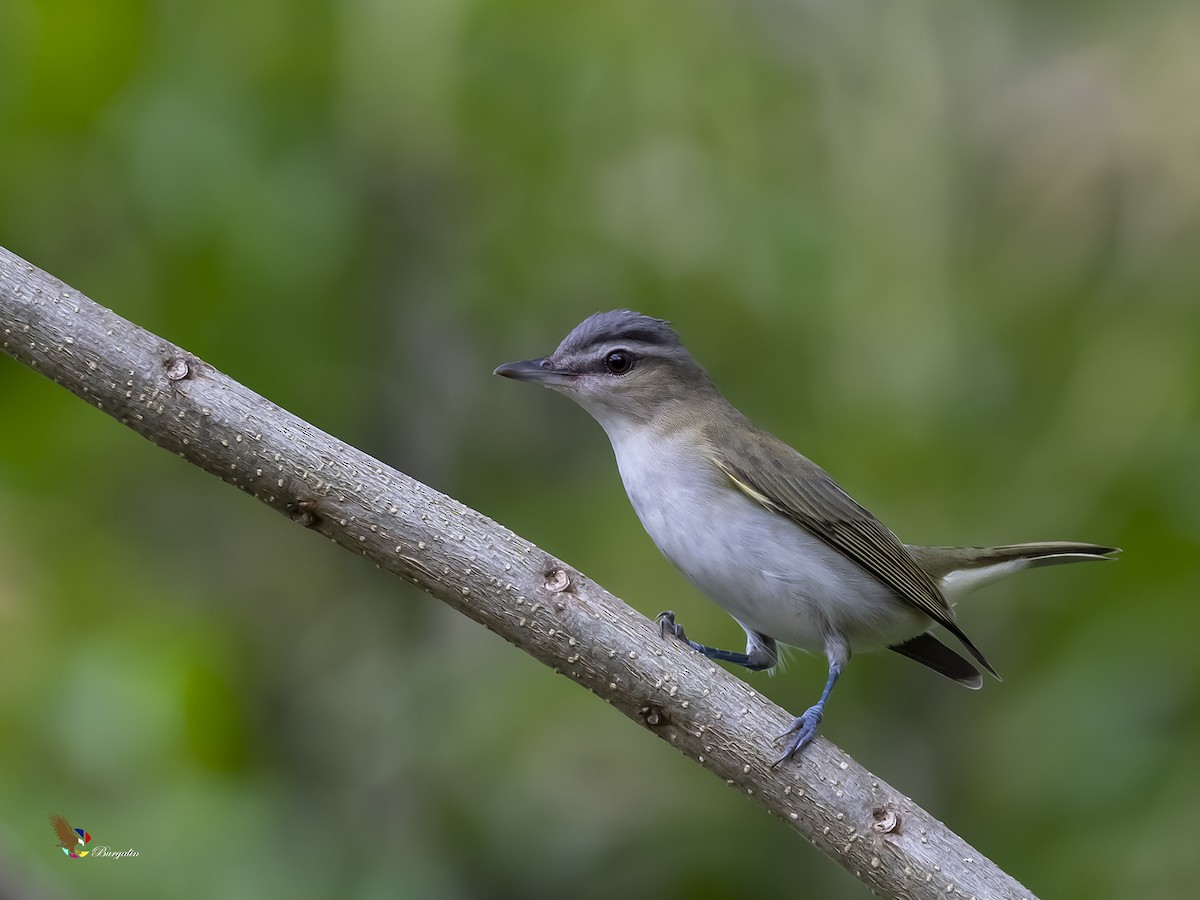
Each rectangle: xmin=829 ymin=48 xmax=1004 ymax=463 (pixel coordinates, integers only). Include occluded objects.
xmin=977 ymin=541 xmax=1120 ymax=567
xmin=909 ymin=541 xmax=1120 ymax=601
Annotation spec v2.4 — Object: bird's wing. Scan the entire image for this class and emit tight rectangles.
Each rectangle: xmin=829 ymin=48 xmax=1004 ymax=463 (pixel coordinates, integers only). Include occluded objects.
xmin=49 ymin=814 xmax=76 ymax=846
xmin=710 ymin=424 xmax=997 ymax=677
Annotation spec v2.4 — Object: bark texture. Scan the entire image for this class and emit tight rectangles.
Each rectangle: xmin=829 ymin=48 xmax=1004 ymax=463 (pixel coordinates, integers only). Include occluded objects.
xmin=0 ymin=245 xmax=1036 ymax=900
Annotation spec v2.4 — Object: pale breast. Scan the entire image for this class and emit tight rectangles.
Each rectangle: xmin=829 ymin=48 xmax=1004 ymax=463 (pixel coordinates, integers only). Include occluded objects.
xmin=606 ymin=427 xmax=929 ymax=653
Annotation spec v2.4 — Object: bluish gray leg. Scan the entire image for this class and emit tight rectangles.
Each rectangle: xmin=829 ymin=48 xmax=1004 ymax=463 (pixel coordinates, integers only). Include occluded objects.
xmin=773 ymin=661 xmax=841 ymax=765
xmin=656 ymin=611 xmax=777 ymax=672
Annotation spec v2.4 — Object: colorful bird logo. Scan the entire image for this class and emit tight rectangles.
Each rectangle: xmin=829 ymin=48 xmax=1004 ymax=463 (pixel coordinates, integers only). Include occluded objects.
xmin=49 ymin=814 xmax=91 ymax=858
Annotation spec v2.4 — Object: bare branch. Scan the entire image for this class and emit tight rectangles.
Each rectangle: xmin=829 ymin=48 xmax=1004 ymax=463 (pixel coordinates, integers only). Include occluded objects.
xmin=0 ymin=245 xmax=1036 ymax=900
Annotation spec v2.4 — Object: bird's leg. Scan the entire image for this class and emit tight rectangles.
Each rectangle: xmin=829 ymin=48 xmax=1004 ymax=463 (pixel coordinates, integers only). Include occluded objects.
xmin=772 ymin=634 xmax=849 ymax=764
xmin=772 ymin=662 xmax=840 ymax=764
xmin=656 ymin=611 xmax=777 ymax=671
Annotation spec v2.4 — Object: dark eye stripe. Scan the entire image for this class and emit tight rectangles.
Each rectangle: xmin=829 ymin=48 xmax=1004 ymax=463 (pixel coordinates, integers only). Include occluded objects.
xmin=608 ymin=327 xmax=672 ymax=347
xmin=576 ymin=340 xmax=669 ymax=364
xmin=557 ymin=311 xmax=680 ymax=360
xmin=573 ymin=332 xmax=673 ymax=356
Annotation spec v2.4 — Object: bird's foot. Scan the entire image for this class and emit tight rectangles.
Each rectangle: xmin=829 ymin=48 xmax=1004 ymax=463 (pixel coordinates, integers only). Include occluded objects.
xmin=771 ymin=704 xmax=824 ymax=767
xmin=656 ymin=610 xmax=769 ymax=670
xmin=656 ymin=610 xmax=689 ymax=643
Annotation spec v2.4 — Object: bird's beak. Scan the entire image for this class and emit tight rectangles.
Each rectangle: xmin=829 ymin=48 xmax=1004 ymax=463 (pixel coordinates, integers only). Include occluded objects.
xmin=493 ymin=357 xmax=575 ymax=386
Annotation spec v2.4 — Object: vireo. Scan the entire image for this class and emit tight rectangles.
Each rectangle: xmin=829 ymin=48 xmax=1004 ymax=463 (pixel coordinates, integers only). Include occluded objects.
xmin=496 ymin=310 xmax=1117 ymax=761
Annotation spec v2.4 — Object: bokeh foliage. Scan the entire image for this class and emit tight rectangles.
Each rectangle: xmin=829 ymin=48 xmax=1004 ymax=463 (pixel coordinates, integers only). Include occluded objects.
xmin=2 ymin=1 xmax=1199 ymax=898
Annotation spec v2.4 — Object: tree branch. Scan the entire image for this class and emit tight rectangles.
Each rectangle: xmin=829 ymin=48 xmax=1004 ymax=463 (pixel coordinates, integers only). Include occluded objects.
xmin=0 ymin=245 xmax=1036 ymax=900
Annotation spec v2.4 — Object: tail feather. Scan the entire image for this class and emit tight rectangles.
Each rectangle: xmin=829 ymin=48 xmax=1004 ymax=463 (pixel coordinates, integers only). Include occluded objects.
xmin=908 ymin=541 xmax=1120 ymax=601
xmin=899 ymin=541 xmax=1119 ymax=680
xmin=983 ymin=542 xmax=1120 ymax=568
xmin=890 ymin=632 xmax=984 ymax=689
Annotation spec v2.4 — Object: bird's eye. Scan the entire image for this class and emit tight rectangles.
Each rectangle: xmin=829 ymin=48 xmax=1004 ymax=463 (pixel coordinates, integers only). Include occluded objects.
xmin=604 ymin=349 xmax=634 ymax=375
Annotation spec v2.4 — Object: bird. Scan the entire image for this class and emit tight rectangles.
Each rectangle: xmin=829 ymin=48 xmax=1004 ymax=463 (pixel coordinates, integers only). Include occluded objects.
xmin=49 ymin=813 xmax=90 ymax=857
xmin=495 ymin=310 xmax=1118 ymax=761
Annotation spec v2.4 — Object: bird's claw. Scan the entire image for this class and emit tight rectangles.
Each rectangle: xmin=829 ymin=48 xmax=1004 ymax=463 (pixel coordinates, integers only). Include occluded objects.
xmin=656 ymin=610 xmax=688 ymax=643
xmin=770 ymin=705 xmax=824 ymax=767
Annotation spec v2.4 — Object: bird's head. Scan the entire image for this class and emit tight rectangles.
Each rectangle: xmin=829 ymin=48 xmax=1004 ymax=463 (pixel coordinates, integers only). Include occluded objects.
xmin=494 ymin=310 xmax=717 ymax=428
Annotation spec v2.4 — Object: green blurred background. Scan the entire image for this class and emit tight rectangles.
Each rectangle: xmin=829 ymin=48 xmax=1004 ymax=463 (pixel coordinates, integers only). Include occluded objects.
xmin=1 ymin=1 xmax=1198 ymax=897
